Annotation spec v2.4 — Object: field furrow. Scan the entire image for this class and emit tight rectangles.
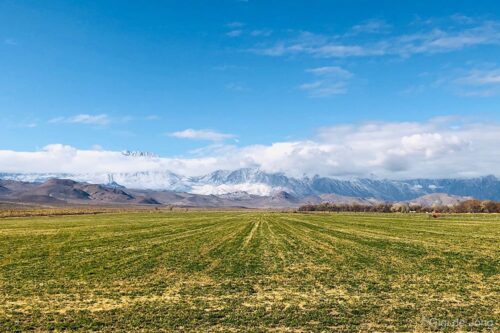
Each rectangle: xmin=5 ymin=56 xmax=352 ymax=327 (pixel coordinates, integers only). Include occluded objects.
xmin=0 ymin=212 xmax=498 ymax=332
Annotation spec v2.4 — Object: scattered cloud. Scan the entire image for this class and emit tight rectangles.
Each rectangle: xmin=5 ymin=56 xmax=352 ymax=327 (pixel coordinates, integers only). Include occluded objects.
xmin=400 ymin=84 xmax=427 ymax=96
xmin=4 ymin=38 xmax=17 ymax=46
xmin=213 ymin=64 xmax=238 ymax=71
xmin=452 ymin=67 xmax=500 ymax=96
xmin=225 ymin=82 xmax=249 ymax=92
xmin=14 ymin=121 xmax=38 ymax=129
xmin=169 ymin=129 xmax=236 ymax=142
xmin=145 ymin=115 xmax=160 ymax=120
xmin=249 ymin=17 xmax=500 ymax=96
xmin=251 ymin=18 xmax=500 ymax=58
xmin=225 ymin=22 xmax=245 ymax=37
xmin=305 ymin=66 xmax=353 ymax=78
xmin=225 ymin=22 xmax=272 ymax=38
xmin=2 ymin=118 xmax=498 ymax=179
xmin=120 ymin=115 xmax=134 ymax=123
xmin=49 ymin=114 xmax=110 ymax=125
xmin=348 ymin=19 xmax=391 ymax=35
xmin=251 ymin=29 xmax=273 ymax=37
xmin=299 ymin=81 xmax=347 ymax=97
xmin=226 ymin=22 xmax=245 ymax=28
xmin=226 ymin=30 xmax=243 ymax=37
xmin=300 ymin=66 xmax=353 ymax=97
xmin=455 ymin=68 xmax=500 ymax=85
xmin=449 ymin=14 xmax=476 ymax=25
xmin=427 ymin=65 xmax=500 ymax=97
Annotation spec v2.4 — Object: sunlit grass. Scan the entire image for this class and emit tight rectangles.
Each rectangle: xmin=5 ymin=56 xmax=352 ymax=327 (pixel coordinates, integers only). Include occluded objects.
xmin=0 ymin=212 xmax=498 ymax=331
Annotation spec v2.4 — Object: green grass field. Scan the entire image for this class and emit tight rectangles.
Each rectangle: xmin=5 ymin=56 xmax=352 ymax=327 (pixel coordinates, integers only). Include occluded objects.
xmin=0 ymin=212 xmax=499 ymax=332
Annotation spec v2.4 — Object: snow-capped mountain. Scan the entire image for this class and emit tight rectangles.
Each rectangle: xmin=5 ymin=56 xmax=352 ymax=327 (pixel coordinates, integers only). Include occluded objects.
xmin=0 ymin=169 xmax=499 ymax=201
xmin=121 ymin=150 xmax=159 ymax=158
xmin=188 ymin=168 xmax=312 ymax=196
xmin=0 ymin=171 xmax=188 ymax=192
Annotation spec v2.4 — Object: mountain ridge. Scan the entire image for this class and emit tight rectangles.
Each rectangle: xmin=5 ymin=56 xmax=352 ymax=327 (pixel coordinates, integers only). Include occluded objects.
xmin=0 ymin=178 xmax=478 ymax=208
xmin=0 ymin=168 xmax=498 ymax=201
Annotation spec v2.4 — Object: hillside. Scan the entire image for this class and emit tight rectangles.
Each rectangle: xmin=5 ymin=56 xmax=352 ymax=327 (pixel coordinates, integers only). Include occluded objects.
xmin=0 ymin=177 xmax=476 ymax=208
xmin=1 ymin=169 xmax=499 ymax=201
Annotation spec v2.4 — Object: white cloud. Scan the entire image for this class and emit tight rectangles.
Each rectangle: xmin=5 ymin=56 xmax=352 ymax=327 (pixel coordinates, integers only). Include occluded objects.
xmin=299 ymin=81 xmax=347 ymax=97
xmin=452 ymin=67 xmax=500 ymax=96
xmin=251 ymin=29 xmax=273 ymax=37
xmin=300 ymin=66 xmax=352 ymax=97
xmin=226 ymin=22 xmax=244 ymax=28
xmin=16 ymin=119 xmax=38 ymax=128
xmin=169 ymin=129 xmax=236 ymax=142
xmin=1 ymin=118 xmax=499 ymax=179
xmin=251 ymin=19 xmax=500 ymax=58
xmin=305 ymin=66 xmax=353 ymax=78
xmin=4 ymin=38 xmax=17 ymax=46
xmin=212 ymin=64 xmax=239 ymax=71
xmin=348 ymin=19 xmax=391 ymax=35
xmin=428 ymin=66 xmax=500 ymax=97
xmin=225 ymin=82 xmax=249 ymax=92
xmin=456 ymin=69 xmax=500 ymax=85
xmin=226 ymin=30 xmax=243 ymax=37
xmin=49 ymin=114 xmax=110 ymax=125
xmin=401 ymin=65 xmax=500 ymax=97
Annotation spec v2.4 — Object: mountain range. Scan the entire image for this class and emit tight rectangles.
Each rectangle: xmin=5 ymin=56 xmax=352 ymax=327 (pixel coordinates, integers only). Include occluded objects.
xmin=0 ymin=168 xmax=499 ymax=207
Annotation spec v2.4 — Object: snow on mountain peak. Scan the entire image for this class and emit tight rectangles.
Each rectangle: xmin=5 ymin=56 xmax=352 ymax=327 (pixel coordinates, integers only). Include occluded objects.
xmin=0 ymin=170 xmax=498 ymax=200
xmin=121 ymin=150 xmax=159 ymax=158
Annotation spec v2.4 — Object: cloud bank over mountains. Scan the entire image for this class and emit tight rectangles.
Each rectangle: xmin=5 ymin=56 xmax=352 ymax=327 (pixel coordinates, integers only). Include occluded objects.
xmin=0 ymin=118 xmax=498 ymax=179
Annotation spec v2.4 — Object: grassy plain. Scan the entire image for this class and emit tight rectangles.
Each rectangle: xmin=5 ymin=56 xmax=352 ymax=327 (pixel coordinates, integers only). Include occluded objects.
xmin=0 ymin=212 xmax=499 ymax=332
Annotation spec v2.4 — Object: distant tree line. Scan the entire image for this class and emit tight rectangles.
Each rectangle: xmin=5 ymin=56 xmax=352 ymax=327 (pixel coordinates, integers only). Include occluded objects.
xmin=298 ymin=200 xmax=500 ymax=213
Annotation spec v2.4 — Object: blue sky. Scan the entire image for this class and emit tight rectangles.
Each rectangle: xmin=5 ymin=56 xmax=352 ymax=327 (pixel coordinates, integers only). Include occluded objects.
xmin=1 ymin=1 xmax=499 ymax=178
